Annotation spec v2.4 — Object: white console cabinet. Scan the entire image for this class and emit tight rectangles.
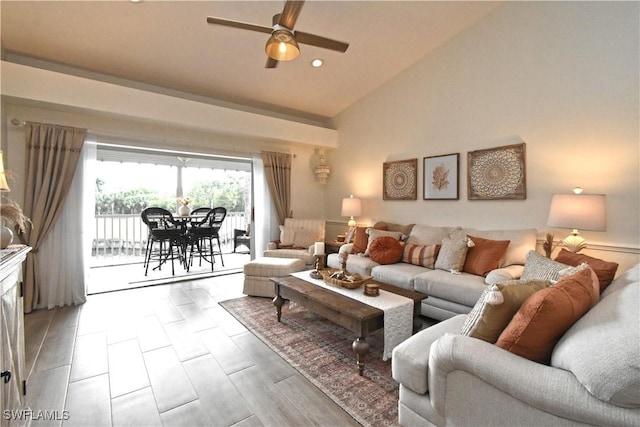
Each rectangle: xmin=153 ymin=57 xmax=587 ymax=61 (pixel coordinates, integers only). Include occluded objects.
xmin=1 ymin=245 xmax=30 ymax=427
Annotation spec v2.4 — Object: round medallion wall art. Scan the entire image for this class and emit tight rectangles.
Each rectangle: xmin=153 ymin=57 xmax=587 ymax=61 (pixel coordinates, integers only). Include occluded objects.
xmin=467 ymin=143 xmax=526 ymax=200
xmin=383 ymin=158 xmax=418 ymax=200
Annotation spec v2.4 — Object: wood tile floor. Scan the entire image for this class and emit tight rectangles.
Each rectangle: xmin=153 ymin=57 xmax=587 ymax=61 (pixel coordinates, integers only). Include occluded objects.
xmin=23 ymin=273 xmax=361 ymax=427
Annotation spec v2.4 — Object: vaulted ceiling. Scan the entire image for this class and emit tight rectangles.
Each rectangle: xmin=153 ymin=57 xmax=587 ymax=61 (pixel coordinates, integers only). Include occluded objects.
xmin=1 ymin=1 xmax=500 ymax=122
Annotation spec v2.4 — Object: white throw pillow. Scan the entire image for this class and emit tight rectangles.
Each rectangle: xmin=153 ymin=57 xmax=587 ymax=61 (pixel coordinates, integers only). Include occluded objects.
xmin=279 ymin=226 xmax=296 ymax=246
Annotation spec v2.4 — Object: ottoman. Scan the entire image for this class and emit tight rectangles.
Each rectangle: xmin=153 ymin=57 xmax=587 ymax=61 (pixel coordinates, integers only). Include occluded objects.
xmin=243 ymin=257 xmax=306 ymax=297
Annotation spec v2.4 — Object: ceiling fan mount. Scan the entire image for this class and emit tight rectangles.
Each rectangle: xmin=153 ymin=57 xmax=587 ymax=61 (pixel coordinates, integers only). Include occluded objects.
xmin=206 ymin=0 xmax=349 ymax=68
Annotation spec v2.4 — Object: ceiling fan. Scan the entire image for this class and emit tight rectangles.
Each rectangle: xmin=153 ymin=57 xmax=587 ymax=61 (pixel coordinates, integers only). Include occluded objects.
xmin=206 ymin=0 xmax=349 ymax=68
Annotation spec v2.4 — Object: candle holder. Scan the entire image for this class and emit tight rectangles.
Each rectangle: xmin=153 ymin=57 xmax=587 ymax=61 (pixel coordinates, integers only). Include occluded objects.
xmin=310 ymin=254 xmax=325 ymax=279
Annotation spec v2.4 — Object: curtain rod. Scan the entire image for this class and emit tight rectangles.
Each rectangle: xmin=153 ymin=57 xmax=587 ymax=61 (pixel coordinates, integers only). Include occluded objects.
xmin=10 ymin=118 xmax=26 ymax=127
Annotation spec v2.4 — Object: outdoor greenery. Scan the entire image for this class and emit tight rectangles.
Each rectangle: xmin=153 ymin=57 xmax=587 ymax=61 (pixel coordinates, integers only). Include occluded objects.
xmin=95 ymin=173 xmax=250 ymax=215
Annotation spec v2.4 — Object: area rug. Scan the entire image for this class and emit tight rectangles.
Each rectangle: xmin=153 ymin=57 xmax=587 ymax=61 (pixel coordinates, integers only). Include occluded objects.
xmin=219 ymin=296 xmax=400 ymax=427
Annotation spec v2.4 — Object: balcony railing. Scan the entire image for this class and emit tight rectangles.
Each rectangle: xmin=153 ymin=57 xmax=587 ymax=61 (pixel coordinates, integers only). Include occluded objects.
xmin=92 ymin=212 xmax=249 ymax=267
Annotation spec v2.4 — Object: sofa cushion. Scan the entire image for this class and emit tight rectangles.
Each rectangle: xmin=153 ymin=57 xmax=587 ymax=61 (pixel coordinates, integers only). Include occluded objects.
xmin=407 ymin=224 xmax=455 ymax=246
xmin=372 ymin=263 xmax=430 ymax=290
xmin=496 ymin=268 xmax=595 ymax=364
xmin=402 ymin=243 xmax=440 ymax=268
xmin=463 ymin=235 xmax=510 ymax=277
xmin=461 ymin=279 xmax=550 ymax=343
xmin=451 ymin=228 xmax=537 ymax=267
xmin=414 ymin=269 xmax=487 ymax=307
xmin=520 ymin=250 xmax=570 ymax=281
xmin=368 ymin=236 xmax=403 ymax=265
xmin=374 ymin=221 xmax=414 ymax=236
xmin=434 ymin=238 xmax=468 ymax=272
xmin=554 ymin=248 xmax=619 ymax=293
xmin=262 ymin=248 xmax=315 ymax=265
xmin=551 ymin=264 xmax=640 ymax=408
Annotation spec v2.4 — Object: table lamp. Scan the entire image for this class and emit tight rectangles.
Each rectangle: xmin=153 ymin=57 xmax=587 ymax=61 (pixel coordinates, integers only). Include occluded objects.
xmin=547 ymin=188 xmax=606 ymax=253
xmin=341 ymin=195 xmax=361 ymax=227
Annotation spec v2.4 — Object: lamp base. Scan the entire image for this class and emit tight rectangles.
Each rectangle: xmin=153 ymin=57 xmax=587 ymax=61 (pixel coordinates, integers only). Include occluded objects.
xmin=562 ymin=230 xmax=587 ymax=253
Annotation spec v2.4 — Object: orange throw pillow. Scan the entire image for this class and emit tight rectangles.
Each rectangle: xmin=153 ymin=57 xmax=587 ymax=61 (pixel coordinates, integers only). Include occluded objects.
xmin=495 ymin=268 xmax=595 ymax=364
xmin=368 ymin=236 xmax=403 ymax=265
xmin=463 ymin=235 xmax=510 ymax=277
xmin=554 ymin=248 xmax=618 ymax=293
xmin=352 ymin=224 xmax=387 ymax=254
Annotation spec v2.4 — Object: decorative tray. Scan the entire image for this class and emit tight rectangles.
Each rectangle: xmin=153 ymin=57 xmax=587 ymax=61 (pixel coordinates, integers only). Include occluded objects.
xmin=319 ymin=268 xmax=372 ymax=289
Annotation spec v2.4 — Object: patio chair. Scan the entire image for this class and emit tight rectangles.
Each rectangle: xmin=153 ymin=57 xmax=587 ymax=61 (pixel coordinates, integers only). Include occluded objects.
xmin=187 ymin=207 xmax=226 ymax=270
xmin=140 ymin=207 xmax=185 ymax=276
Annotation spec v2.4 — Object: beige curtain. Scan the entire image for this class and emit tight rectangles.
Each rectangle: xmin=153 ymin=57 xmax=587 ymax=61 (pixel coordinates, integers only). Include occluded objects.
xmin=261 ymin=151 xmax=291 ymax=224
xmin=22 ymin=122 xmax=86 ymax=313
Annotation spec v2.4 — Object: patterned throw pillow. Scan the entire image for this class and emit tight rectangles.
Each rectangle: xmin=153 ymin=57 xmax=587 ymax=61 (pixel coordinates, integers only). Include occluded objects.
xmin=279 ymin=226 xmax=296 ymax=247
xmin=368 ymin=236 xmax=403 ymax=265
xmin=402 ymin=243 xmax=440 ymax=268
xmin=461 ymin=279 xmax=550 ymax=343
xmin=462 ymin=235 xmax=510 ymax=277
xmin=292 ymin=228 xmax=318 ymax=249
xmin=496 ymin=268 xmax=596 ymax=364
xmin=434 ymin=238 xmax=469 ymax=272
xmin=520 ymin=250 xmax=570 ymax=281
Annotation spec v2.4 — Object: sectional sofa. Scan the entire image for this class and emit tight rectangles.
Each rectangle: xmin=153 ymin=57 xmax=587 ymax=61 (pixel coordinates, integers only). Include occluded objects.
xmin=391 ymin=262 xmax=640 ymax=426
xmin=326 ymin=222 xmax=538 ymax=320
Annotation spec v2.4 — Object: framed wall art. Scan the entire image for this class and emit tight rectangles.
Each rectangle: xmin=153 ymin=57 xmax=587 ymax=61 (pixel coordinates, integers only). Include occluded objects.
xmin=423 ymin=153 xmax=459 ymax=200
xmin=467 ymin=143 xmax=526 ymax=200
xmin=383 ymin=158 xmax=418 ymax=200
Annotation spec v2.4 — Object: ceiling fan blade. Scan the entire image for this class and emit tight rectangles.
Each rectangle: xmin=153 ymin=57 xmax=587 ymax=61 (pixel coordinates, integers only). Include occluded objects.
xmin=278 ymin=1 xmax=305 ymax=30
xmin=206 ymin=17 xmax=272 ymax=34
xmin=295 ymin=31 xmax=349 ymax=53
xmin=265 ymin=57 xmax=279 ymax=69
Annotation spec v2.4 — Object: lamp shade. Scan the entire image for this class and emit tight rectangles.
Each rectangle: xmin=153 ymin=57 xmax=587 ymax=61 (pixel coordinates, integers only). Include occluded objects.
xmin=341 ymin=196 xmax=362 ymax=218
xmin=265 ymin=29 xmax=300 ymax=61
xmin=547 ymin=194 xmax=606 ymax=231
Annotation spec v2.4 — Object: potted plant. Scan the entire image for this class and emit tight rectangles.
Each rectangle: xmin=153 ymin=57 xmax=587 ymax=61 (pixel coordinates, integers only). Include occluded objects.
xmin=0 ymin=200 xmax=31 ymax=249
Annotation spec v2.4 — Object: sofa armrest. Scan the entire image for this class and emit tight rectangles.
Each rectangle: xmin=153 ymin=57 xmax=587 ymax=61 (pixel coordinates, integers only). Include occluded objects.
xmin=429 ymin=334 xmax=638 ymax=426
xmin=485 ymin=264 xmax=524 ymax=285
xmin=392 ymin=314 xmax=467 ymax=395
xmin=266 ymin=241 xmax=278 ymax=250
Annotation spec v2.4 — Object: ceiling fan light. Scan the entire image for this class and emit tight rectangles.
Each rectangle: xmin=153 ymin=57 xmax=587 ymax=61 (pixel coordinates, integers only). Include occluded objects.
xmin=265 ymin=29 xmax=299 ymax=61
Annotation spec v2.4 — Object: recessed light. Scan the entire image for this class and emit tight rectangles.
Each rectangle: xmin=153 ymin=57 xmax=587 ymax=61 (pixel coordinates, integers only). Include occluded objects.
xmin=311 ymin=58 xmax=324 ymax=68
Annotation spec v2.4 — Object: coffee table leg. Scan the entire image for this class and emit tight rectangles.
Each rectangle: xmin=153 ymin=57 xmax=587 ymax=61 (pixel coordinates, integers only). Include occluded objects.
xmin=352 ymin=337 xmax=370 ymax=376
xmin=273 ymin=288 xmax=284 ymax=322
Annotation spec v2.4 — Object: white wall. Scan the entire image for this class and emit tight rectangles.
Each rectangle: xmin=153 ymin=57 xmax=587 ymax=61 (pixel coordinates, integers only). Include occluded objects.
xmin=325 ymin=2 xmax=639 ymax=272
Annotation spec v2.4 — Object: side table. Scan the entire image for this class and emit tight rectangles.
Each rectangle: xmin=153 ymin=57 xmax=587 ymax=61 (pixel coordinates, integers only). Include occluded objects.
xmin=324 ymin=241 xmax=345 ymax=255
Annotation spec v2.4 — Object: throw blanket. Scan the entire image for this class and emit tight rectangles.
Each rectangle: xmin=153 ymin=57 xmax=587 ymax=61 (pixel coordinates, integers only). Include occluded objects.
xmin=291 ymin=270 xmax=413 ymax=360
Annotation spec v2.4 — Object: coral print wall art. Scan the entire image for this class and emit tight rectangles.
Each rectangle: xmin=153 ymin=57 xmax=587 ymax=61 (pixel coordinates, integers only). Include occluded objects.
xmin=423 ymin=153 xmax=459 ymax=200
xmin=467 ymin=143 xmax=526 ymax=200
xmin=383 ymin=158 xmax=418 ymax=200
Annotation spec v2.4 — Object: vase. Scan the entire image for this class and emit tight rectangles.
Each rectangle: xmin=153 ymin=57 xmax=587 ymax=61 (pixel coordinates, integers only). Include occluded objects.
xmin=1 ymin=224 xmax=14 ymax=249
xmin=178 ymin=205 xmax=191 ymax=216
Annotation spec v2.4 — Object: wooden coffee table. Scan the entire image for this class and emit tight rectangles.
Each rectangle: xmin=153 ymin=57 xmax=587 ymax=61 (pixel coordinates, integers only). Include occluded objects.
xmin=271 ymin=275 xmax=426 ymax=376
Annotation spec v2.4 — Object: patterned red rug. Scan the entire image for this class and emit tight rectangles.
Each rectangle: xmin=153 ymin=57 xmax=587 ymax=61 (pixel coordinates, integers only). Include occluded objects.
xmin=219 ymin=295 xmax=400 ymax=427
